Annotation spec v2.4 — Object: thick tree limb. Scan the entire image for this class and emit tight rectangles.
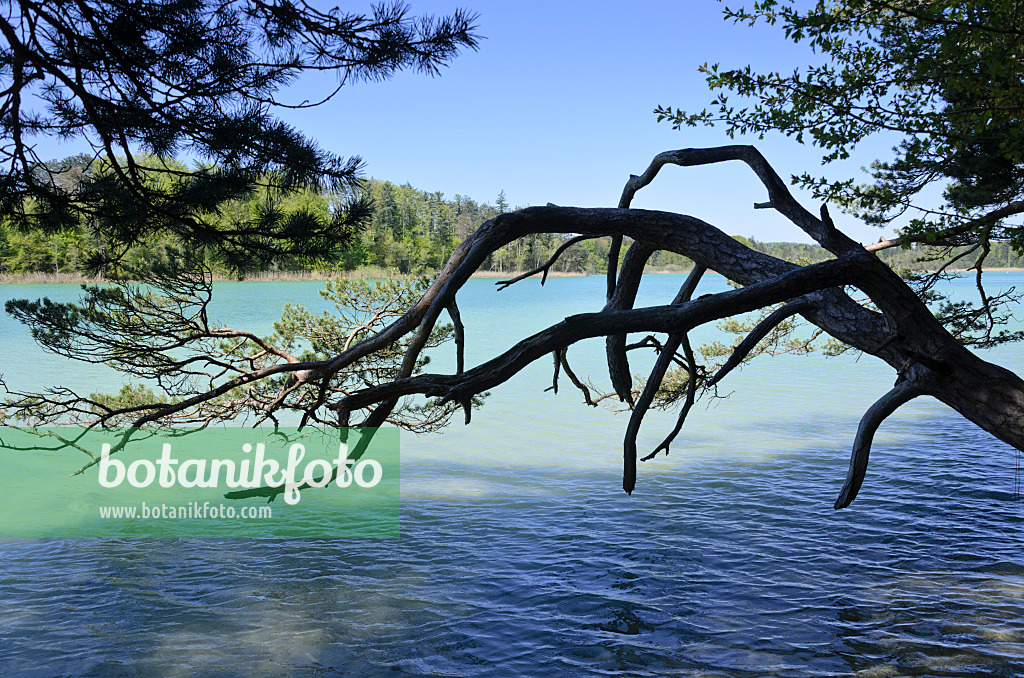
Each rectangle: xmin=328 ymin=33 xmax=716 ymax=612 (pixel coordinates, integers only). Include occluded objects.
xmin=623 ymin=265 xmax=707 ymax=491
xmin=610 ymin=146 xmax=863 ymax=254
xmin=335 ymin=257 xmax=863 ymax=420
xmin=605 ymin=235 xmax=623 ymax=301
xmin=644 ymin=337 xmax=699 ymax=462
xmin=834 ymin=379 xmax=924 ymax=509
xmin=123 ymin=203 xmax=893 ymax=431
xmin=21 ymin=145 xmax=1021 ymax=509
xmin=605 ymin=243 xmax=655 ymax=406
xmin=447 ymin=299 xmax=465 ymax=374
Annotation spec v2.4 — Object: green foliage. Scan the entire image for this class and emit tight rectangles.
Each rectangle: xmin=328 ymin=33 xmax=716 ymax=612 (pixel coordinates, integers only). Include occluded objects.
xmin=250 ymin=277 xmax=474 ymax=431
xmin=658 ymin=0 xmax=1024 ymax=256
xmin=701 ymin=308 xmax=820 ymax=360
xmin=4 ymin=269 xmax=215 ymax=379
xmin=641 ymin=365 xmax=692 ymax=411
xmin=90 ymin=384 xmax=170 ymax=412
xmin=2 ymin=274 xmax=477 ymax=431
xmin=0 ymin=0 xmax=478 ymax=270
xmin=10 ymin=168 xmax=1024 ymax=278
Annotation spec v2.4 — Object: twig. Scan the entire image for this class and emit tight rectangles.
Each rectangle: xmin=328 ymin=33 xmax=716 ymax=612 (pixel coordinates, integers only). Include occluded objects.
xmin=495 ymin=235 xmax=595 ymax=290
xmin=708 ymin=297 xmax=812 ymax=386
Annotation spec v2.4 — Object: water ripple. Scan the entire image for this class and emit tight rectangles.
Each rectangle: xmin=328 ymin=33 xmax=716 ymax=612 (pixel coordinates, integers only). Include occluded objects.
xmin=2 ymin=276 xmax=1024 ymax=676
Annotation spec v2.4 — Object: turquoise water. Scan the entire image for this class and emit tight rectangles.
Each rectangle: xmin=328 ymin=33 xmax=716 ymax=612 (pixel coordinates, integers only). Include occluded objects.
xmin=1 ymin=274 xmax=1023 ymax=676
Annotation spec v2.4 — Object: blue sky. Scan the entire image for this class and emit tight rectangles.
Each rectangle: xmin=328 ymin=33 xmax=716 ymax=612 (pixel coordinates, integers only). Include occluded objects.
xmin=282 ymin=0 xmax=899 ymax=244
xmin=38 ymin=0 xmax=901 ymax=244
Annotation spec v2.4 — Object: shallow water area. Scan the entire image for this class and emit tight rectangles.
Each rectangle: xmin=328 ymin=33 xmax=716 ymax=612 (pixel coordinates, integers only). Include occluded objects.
xmin=1 ymin=274 xmax=1023 ymax=677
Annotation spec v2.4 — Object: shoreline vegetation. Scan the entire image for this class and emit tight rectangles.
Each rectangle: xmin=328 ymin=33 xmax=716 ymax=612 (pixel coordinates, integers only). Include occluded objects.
xmin=2 ymin=266 xmax=1022 ymax=286
xmin=5 ymin=176 xmax=1024 ymax=284
xmin=0 ymin=267 xmax=590 ymax=285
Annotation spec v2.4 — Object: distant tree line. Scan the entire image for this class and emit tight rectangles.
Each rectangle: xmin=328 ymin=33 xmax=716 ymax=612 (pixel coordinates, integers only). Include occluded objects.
xmin=733 ymin=235 xmax=1024 ymax=273
xmin=2 ymin=157 xmax=1022 ymax=277
xmin=335 ymin=180 xmax=617 ymax=275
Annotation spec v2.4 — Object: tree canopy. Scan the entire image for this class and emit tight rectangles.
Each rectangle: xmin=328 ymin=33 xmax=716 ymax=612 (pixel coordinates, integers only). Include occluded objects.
xmin=0 ymin=0 xmax=478 ymax=269
xmin=657 ymin=0 xmax=1024 ymax=262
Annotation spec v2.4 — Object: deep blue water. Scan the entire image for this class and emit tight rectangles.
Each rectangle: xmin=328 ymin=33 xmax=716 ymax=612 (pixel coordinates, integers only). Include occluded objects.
xmin=0 ymin=273 xmax=1022 ymax=677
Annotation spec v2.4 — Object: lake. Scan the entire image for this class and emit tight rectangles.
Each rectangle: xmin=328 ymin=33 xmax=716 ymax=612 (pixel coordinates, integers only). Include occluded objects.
xmin=1 ymin=273 xmax=1022 ymax=677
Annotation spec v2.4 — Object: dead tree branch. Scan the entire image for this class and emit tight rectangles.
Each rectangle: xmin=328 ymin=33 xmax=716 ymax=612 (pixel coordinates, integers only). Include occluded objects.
xmin=624 ymin=264 xmax=707 ymax=489
xmin=708 ymin=297 xmax=813 ymax=386
xmin=495 ymin=234 xmax=596 ymax=290
xmin=10 ymin=146 xmax=1024 ymax=508
xmin=834 ymin=379 xmax=924 ymax=509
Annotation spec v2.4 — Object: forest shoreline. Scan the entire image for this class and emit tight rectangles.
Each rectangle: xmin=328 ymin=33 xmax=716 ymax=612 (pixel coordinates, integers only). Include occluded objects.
xmin=0 ymin=267 xmax=588 ymax=285
xmin=1 ymin=266 xmax=1022 ymax=285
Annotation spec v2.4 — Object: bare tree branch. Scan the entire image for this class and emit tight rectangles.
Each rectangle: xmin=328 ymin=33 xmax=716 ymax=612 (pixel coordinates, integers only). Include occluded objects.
xmin=10 ymin=146 xmax=1024 ymax=509
xmin=708 ymin=297 xmax=814 ymax=386
xmin=447 ymin=299 xmax=466 ymax=374
xmin=334 ymin=257 xmax=864 ymax=421
xmin=495 ymin=234 xmax=596 ymax=290
xmin=645 ymin=337 xmax=700 ymax=462
xmin=559 ymin=348 xmax=598 ymax=407
xmin=623 ymin=264 xmax=707 ymax=491
xmin=834 ymin=378 xmax=924 ymax=509
xmin=612 ymin=146 xmax=863 ymax=253
xmin=605 ymin=243 xmax=655 ymax=406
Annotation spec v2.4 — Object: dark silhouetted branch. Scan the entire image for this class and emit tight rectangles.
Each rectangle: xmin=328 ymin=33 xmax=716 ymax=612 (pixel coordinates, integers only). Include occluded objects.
xmin=623 ymin=264 xmax=707 ymax=492
xmin=605 ymin=243 xmax=655 ymax=406
xmin=645 ymin=337 xmax=700 ymax=463
xmin=495 ymin=235 xmax=596 ymax=290
xmin=834 ymin=379 xmax=924 ymax=509
xmin=708 ymin=297 xmax=813 ymax=386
